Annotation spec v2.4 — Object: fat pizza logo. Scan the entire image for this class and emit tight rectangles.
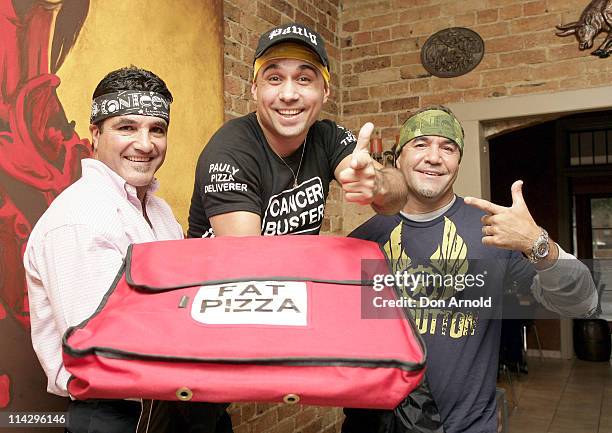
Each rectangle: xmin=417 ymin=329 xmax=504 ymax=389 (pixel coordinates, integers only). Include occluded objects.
xmin=191 ymin=281 xmax=308 ymax=326
xmin=262 ymin=177 xmax=325 ymax=235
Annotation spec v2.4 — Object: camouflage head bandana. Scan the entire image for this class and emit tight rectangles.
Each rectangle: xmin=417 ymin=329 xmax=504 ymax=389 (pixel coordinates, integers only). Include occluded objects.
xmin=397 ymin=109 xmax=464 ymax=156
xmin=90 ymin=90 xmax=171 ymax=125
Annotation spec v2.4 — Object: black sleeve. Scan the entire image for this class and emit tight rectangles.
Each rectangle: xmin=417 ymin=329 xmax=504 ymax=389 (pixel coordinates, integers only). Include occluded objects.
xmin=193 ymin=126 xmax=264 ymax=220
xmin=348 ymin=221 xmax=371 ymax=240
xmin=348 ymin=216 xmax=387 ymax=242
xmin=321 ymin=121 xmax=357 ymax=175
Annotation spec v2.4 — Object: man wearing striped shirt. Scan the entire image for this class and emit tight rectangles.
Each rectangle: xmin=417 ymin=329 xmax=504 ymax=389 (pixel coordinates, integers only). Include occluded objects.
xmin=24 ymin=67 xmax=185 ymax=432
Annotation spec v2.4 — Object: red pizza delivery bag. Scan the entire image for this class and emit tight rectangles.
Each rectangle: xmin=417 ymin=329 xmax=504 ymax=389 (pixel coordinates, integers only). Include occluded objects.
xmin=63 ymin=235 xmax=425 ymax=408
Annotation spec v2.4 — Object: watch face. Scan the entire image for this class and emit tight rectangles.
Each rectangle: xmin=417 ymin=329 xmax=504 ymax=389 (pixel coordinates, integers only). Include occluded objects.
xmin=535 ymin=241 xmax=549 ymax=258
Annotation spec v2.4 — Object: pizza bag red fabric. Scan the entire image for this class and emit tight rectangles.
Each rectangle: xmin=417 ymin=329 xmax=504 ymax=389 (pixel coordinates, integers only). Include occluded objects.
xmin=63 ymin=236 xmax=425 ymax=409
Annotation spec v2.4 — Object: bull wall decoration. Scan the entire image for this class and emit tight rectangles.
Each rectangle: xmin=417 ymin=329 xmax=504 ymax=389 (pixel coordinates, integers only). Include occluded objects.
xmin=555 ymin=0 xmax=612 ymax=58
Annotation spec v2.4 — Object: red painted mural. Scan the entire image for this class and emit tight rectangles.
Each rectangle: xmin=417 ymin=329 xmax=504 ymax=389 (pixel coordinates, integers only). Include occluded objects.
xmin=0 ymin=0 xmax=91 ymax=410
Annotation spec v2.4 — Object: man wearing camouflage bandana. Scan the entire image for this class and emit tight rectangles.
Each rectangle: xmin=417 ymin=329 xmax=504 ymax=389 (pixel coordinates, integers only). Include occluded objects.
xmin=343 ymin=106 xmax=597 ymax=433
xmin=397 ymin=107 xmax=465 ymax=157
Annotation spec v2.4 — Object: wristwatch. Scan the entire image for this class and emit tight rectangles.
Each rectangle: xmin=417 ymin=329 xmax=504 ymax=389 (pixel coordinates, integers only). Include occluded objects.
xmin=527 ymin=227 xmax=549 ymax=263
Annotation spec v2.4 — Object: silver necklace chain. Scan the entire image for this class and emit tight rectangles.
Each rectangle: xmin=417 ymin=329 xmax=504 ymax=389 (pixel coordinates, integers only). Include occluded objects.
xmin=277 ymin=139 xmax=306 ymax=188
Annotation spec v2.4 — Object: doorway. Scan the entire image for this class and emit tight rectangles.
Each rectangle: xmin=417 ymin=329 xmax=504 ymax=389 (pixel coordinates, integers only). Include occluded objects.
xmin=574 ymin=193 xmax=612 ymax=320
xmin=562 ymin=112 xmax=612 ymax=321
xmin=489 ymin=110 xmax=612 ymax=357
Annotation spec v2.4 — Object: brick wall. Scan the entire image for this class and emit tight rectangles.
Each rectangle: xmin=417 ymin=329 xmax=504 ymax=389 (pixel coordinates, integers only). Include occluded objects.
xmin=336 ymin=0 xmax=612 ymax=232
xmin=229 ymin=403 xmax=343 ymax=433
xmin=340 ymin=0 xmax=612 ymax=141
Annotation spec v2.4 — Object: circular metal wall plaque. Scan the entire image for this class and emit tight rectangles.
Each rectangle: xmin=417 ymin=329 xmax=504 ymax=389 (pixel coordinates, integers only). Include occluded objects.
xmin=421 ymin=27 xmax=485 ymax=78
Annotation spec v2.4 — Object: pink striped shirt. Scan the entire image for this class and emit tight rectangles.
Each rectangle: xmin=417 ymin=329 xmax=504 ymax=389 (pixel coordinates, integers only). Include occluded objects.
xmin=24 ymin=159 xmax=183 ymax=396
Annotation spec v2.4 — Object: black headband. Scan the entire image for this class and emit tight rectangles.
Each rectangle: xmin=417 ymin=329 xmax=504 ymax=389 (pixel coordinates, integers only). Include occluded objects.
xmin=90 ymin=90 xmax=171 ymax=125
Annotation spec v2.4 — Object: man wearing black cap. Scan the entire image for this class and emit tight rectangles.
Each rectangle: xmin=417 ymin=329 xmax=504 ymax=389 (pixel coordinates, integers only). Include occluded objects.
xmin=188 ymin=23 xmax=407 ymax=238
xmin=343 ymin=106 xmax=597 ymax=433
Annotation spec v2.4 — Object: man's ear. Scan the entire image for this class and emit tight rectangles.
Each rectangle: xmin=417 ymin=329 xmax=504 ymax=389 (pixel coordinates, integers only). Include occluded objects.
xmin=251 ymin=81 xmax=258 ymax=102
xmin=322 ymin=81 xmax=330 ymax=104
xmin=89 ymin=124 xmax=100 ymax=153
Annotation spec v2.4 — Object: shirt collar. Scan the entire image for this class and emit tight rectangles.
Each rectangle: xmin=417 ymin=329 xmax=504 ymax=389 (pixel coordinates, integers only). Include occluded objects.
xmin=400 ymin=195 xmax=457 ymax=222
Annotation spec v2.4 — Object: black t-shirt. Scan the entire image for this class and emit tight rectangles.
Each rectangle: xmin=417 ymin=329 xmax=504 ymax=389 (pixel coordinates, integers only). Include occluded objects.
xmin=188 ymin=112 xmax=356 ymax=237
xmin=348 ymin=197 xmax=535 ymax=433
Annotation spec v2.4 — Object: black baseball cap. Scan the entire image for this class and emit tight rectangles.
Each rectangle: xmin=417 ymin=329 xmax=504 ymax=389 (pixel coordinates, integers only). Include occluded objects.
xmin=254 ymin=23 xmax=329 ymax=70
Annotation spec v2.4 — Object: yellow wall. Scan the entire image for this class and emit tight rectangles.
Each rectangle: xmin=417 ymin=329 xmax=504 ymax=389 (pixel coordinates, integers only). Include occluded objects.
xmin=56 ymin=0 xmax=224 ymax=231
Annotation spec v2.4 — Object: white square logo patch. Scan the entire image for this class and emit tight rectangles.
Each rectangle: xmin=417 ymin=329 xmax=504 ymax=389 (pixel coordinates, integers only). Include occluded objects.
xmin=191 ymin=281 xmax=308 ymax=326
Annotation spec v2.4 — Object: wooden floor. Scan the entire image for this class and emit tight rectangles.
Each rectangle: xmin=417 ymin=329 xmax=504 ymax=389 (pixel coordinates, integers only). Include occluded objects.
xmin=498 ymin=357 xmax=612 ymax=433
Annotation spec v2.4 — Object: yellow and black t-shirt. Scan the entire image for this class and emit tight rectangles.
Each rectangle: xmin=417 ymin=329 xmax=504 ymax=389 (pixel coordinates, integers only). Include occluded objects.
xmin=349 ymin=197 xmax=535 ymax=433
